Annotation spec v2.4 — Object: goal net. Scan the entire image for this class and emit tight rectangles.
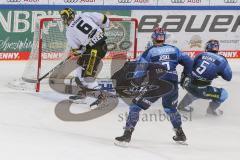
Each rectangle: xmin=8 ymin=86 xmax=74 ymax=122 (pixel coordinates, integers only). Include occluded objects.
xmin=10 ymin=15 xmax=138 ymax=92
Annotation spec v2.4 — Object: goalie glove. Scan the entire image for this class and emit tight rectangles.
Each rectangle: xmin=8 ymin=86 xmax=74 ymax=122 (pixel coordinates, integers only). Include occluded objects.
xmin=180 ymin=73 xmax=191 ymax=89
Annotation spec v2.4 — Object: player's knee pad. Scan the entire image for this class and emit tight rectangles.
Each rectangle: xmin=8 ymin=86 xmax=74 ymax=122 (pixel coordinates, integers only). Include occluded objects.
xmin=218 ymin=88 xmax=228 ymax=103
xmin=129 ymin=104 xmax=142 ymax=113
xmin=162 ymin=90 xmax=178 ymax=108
xmin=164 ymin=107 xmax=177 ymax=114
xmin=132 ymin=97 xmax=152 ymax=110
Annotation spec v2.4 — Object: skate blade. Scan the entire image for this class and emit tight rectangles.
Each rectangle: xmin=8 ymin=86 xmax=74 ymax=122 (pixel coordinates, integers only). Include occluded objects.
xmin=206 ymin=110 xmax=223 ymax=116
xmin=178 ymin=107 xmax=193 ymax=113
xmin=69 ymin=99 xmax=87 ymax=104
xmin=114 ymin=140 xmax=129 ymax=148
xmin=175 ymin=141 xmax=188 ymax=146
xmin=89 ymin=104 xmax=98 ymax=110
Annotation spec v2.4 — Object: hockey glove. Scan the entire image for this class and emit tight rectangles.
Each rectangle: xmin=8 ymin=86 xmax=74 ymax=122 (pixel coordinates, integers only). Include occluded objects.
xmin=180 ymin=73 xmax=191 ymax=89
xmin=71 ymin=47 xmax=86 ymax=57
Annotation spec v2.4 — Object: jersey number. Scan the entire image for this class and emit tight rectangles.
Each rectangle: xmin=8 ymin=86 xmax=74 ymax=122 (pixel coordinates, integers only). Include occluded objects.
xmin=196 ymin=60 xmax=209 ymax=75
xmin=162 ymin=62 xmax=170 ymax=70
xmin=76 ymin=20 xmax=92 ymax=34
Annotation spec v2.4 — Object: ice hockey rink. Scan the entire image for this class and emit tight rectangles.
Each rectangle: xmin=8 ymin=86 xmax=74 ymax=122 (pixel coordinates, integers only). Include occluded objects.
xmin=0 ymin=59 xmax=239 ymax=160
xmin=1 ymin=1 xmax=240 ymax=159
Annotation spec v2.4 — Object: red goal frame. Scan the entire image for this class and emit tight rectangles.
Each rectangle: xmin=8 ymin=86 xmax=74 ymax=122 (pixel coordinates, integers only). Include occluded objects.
xmin=35 ymin=17 xmax=138 ymax=92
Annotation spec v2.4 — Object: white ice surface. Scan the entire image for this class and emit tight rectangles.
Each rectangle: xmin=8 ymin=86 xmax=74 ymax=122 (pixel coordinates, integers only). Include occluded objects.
xmin=0 ymin=60 xmax=239 ymax=160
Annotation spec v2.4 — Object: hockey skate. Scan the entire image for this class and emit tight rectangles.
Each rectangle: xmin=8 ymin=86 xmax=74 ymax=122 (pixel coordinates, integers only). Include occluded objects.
xmin=177 ymin=93 xmax=195 ymax=112
xmin=90 ymin=92 xmax=107 ymax=108
xmin=69 ymin=90 xmax=87 ymax=104
xmin=75 ymin=76 xmax=101 ymax=90
xmin=206 ymin=107 xmax=223 ymax=116
xmin=114 ymin=128 xmax=134 ymax=147
xmin=206 ymin=101 xmax=223 ymax=116
xmin=69 ymin=76 xmax=101 ymax=104
xmin=178 ymin=105 xmax=193 ymax=113
xmin=173 ymin=127 xmax=187 ymax=145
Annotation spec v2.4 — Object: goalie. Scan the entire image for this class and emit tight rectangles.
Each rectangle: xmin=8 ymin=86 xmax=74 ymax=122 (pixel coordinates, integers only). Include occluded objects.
xmin=59 ymin=8 xmax=110 ymax=99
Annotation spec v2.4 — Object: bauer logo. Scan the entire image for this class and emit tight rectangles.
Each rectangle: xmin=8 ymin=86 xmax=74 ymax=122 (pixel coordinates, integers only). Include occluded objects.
xmin=118 ymin=0 xmax=132 ymax=3
xmin=138 ymin=15 xmax=240 ymax=32
xmin=224 ymin=0 xmax=238 ymax=3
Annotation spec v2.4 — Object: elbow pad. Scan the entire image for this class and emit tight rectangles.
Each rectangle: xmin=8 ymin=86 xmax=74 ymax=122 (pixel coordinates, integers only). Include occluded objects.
xmin=102 ymin=15 xmax=110 ymax=29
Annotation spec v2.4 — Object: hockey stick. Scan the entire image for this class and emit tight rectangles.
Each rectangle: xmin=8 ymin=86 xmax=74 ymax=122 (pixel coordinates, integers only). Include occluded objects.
xmin=38 ymin=55 xmax=72 ymax=82
xmin=38 ymin=47 xmax=99 ymax=82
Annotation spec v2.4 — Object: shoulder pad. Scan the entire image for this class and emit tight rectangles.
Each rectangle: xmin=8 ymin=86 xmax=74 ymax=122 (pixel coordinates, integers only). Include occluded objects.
xmin=219 ymin=54 xmax=227 ymax=61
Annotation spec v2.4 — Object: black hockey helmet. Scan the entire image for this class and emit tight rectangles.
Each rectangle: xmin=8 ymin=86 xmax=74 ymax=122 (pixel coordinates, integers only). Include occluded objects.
xmin=205 ymin=39 xmax=219 ymax=53
xmin=59 ymin=8 xmax=75 ymax=25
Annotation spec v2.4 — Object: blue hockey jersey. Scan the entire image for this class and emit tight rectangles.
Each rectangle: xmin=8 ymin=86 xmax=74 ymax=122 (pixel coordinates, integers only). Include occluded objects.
xmin=192 ymin=52 xmax=232 ymax=81
xmin=136 ymin=44 xmax=193 ymax=82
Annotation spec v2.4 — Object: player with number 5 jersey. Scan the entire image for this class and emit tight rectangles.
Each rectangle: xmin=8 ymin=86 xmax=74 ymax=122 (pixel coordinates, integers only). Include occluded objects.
xmin=178 ymin=40 xmax=232 ymax=116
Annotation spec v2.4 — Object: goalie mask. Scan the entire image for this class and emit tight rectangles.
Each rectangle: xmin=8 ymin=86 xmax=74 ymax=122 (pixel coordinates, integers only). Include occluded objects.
xmin=205 ymin=39 xmax=219 ymax=53
xmin=151 ymin=27 xmax=166 ymax=44
xmin=60 ymin=8 xmax=75 ymax=25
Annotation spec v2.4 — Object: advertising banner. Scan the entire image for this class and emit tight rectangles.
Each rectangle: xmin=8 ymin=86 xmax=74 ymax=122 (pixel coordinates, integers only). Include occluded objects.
xmin=210 ymin=0 xmax=240 ymax=6
xmin=2 ymin=0 xmax=239 ymax=6
xmin=51 ymin=0 xmax=104 ymax=5
xmin=103 ymin=0 xmax=158 ymax=6
xmin=0 ymin=8 xmax=240 ymax=60
xmin=1 ymin=0 xmax=49 ymax=5
xmin=157 ymin=0 xmax=210 ymax=6
xmin=133 ymin=10 xmax=240 ymax=58
xmin=0 ymin=9 xmax=131 ymax=60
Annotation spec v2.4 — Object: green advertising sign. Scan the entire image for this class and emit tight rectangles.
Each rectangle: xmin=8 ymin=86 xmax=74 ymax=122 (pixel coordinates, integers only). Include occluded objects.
xmin=0 ymin=10 xmax=131 ymax=52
